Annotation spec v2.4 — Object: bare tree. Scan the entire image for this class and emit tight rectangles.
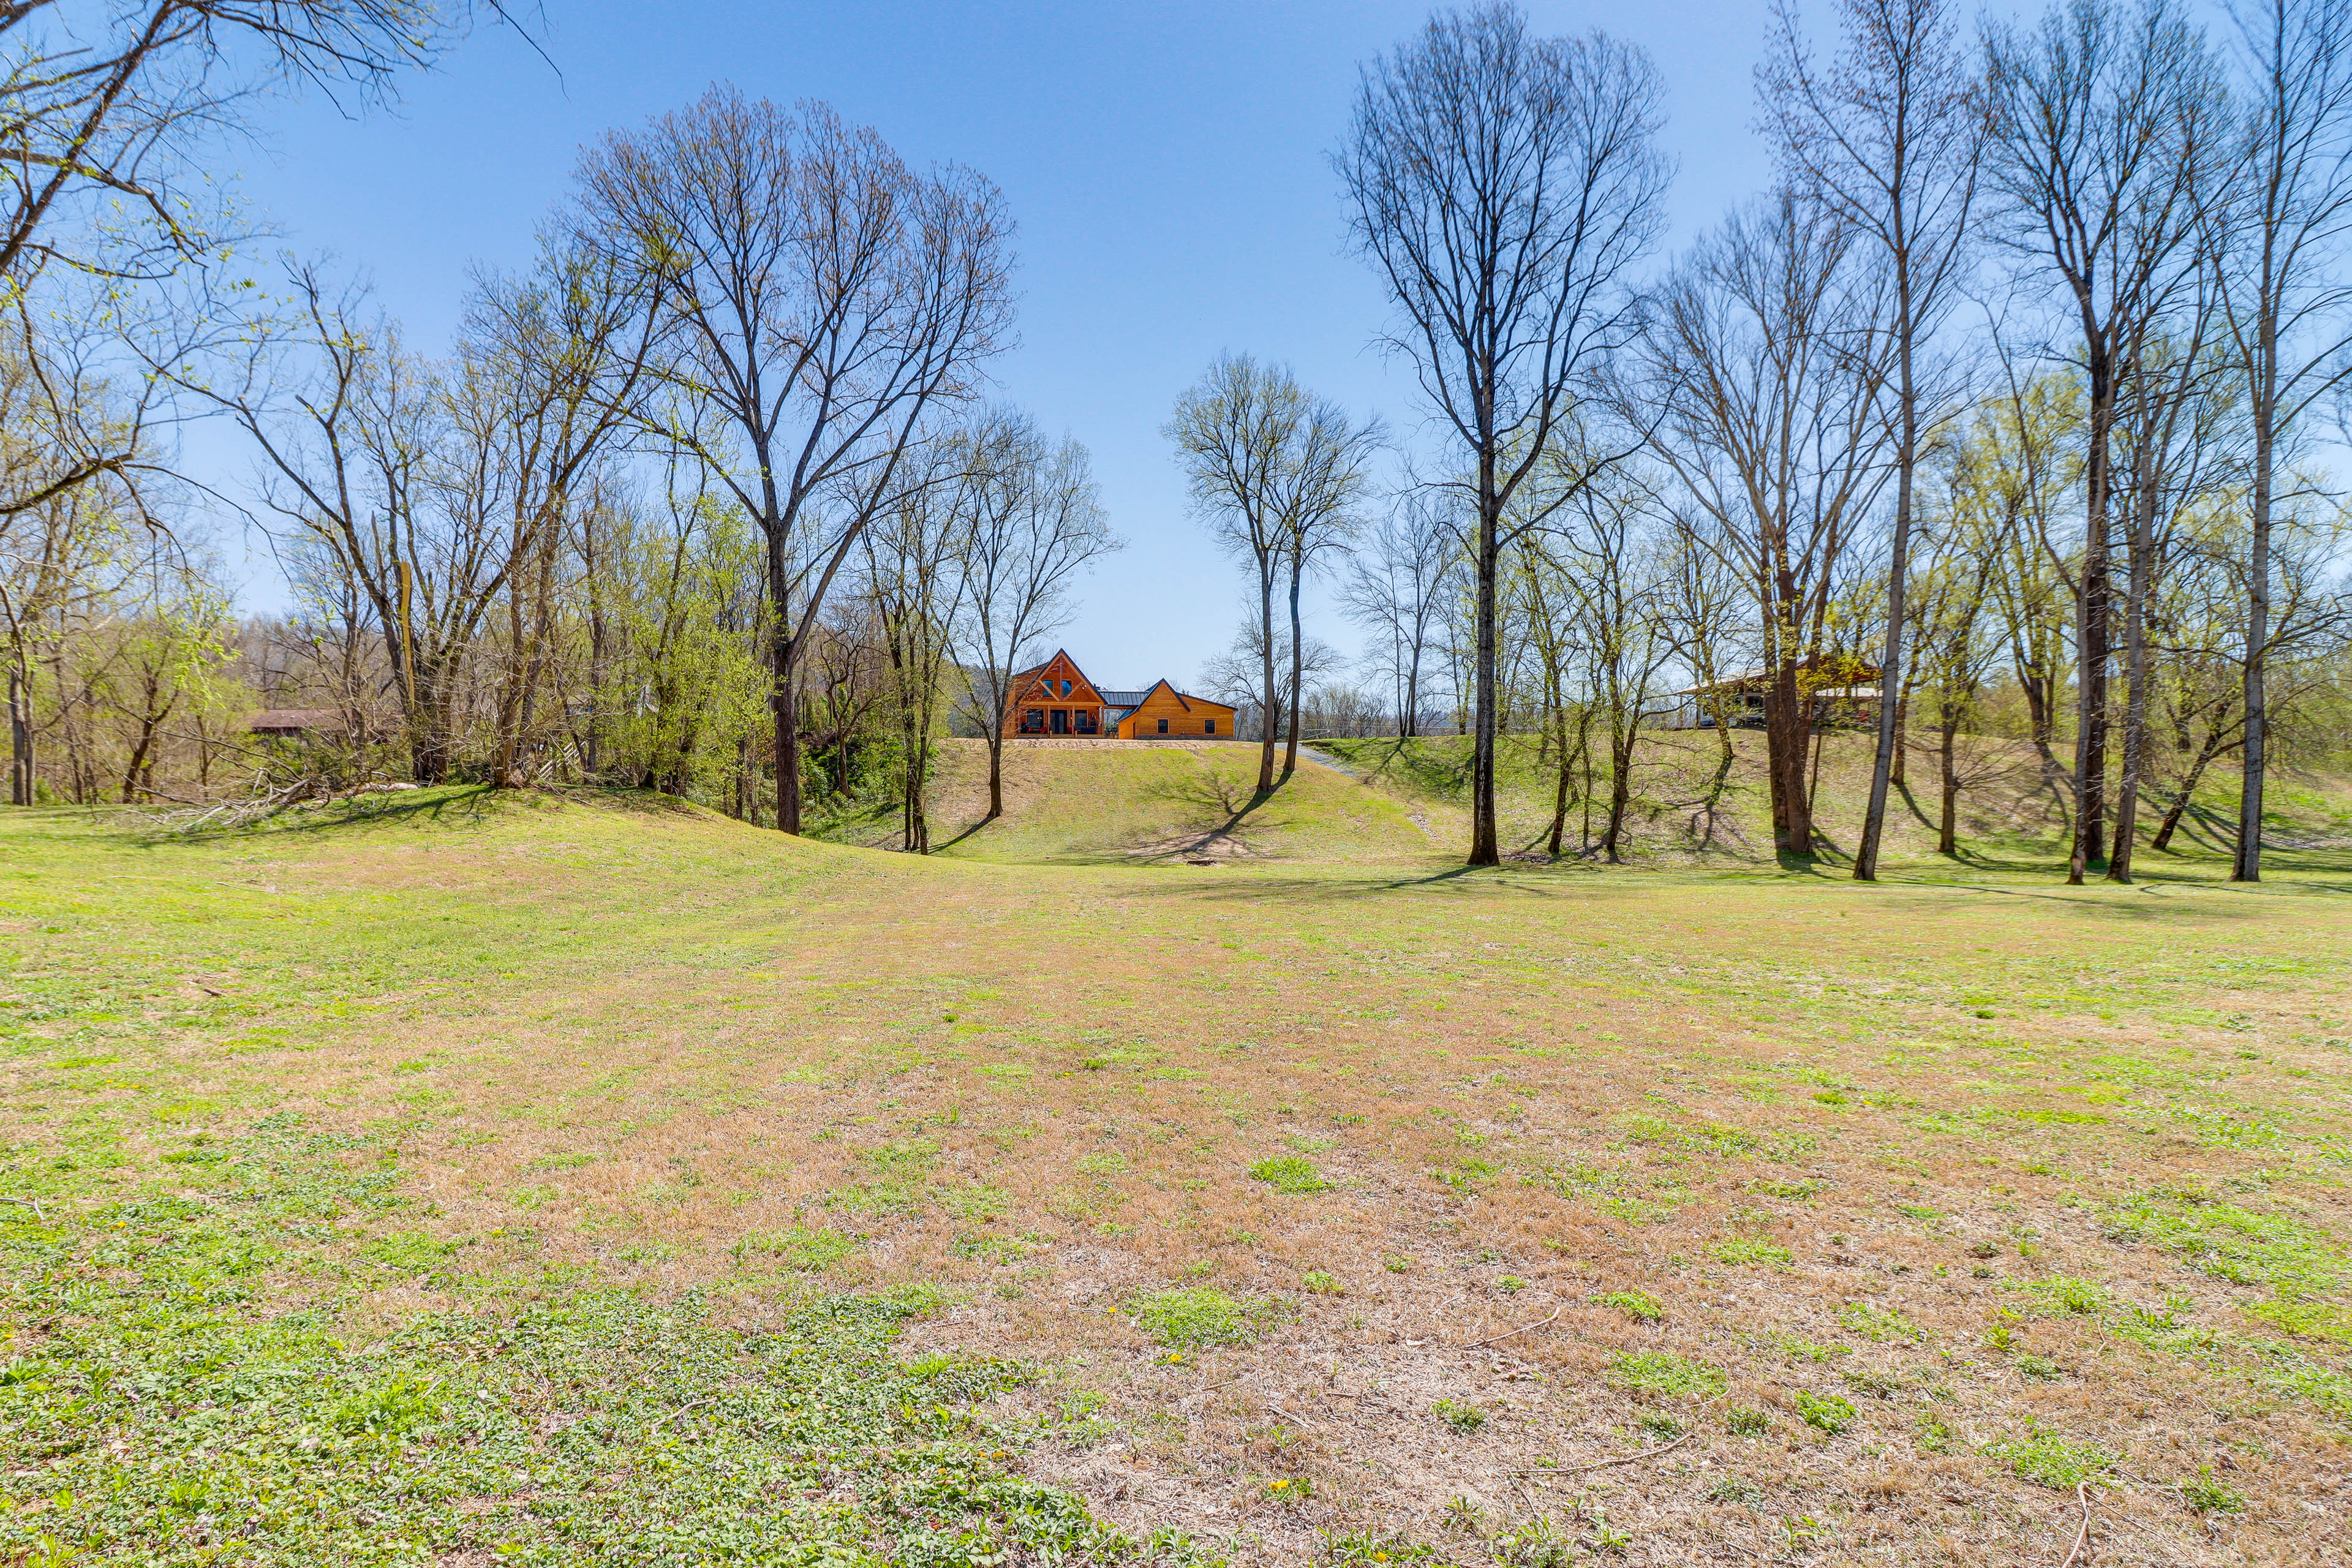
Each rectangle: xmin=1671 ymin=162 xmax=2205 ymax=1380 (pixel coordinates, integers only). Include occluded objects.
xmin=864 ymin=432 xmax=973 ymax=853
xmin=2109 ymin=292 xmax=2232 ymax=880
xmin=1167 ymin=355 xmax=1378 ymax=788
xmin=953 ymin=410 xmax=1118 ymax=819
xmin=1631 ymin=190 xmax=1896 ymax=857
xmin=1338 ymin=2 xmax=1670 ymax=865
xmin=578 ymin=86 xmax=1014 ymax=833
xmin=1986 ymin=0 xmax=2224 ymax=882
xmin=1276 ymin=407 xmax=1381 ymax=776
xmin=453 ymin=233 xmax=663 ymax=786
xmin=1763 ymin=0 xmax=1985 ymax=880
xmin=2208 ymin=0 xmax=2352 ymax=881
xmin=1341 ymin=488 xmax=1457 ymax=738
xmin=0 ymin=2 xmax=501 ymax=295
xmin=175 ymin=266 xmax=492 ymax=781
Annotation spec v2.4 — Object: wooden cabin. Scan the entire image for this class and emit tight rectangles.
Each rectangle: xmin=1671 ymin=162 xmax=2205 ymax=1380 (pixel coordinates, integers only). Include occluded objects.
xmin=1640 ymin=657 xmax=1882 ymax=731
xmin=1003 ymin=651 xmax=1236 ymax=740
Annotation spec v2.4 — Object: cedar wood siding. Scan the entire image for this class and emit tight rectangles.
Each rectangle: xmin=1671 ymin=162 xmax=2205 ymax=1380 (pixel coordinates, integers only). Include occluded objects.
xmin=1114 ymin=680 xmax=1235 ymax=739
xmin=1003 ymin=649 xmax=1109 ymax=737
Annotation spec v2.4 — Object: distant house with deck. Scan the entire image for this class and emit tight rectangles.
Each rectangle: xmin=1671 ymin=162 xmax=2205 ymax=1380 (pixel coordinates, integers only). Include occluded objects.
xmin=1004 ymin=650 xmax=1237 ymax=740
xmin=1640 ymin=657 xmax=1883 ymax=731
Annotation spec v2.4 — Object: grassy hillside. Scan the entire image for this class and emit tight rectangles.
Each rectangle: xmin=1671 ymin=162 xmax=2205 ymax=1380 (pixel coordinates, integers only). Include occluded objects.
xmin=4 ymin=788 xmax=2350 ymax=1562
xmin=1317 ymin=728 xmax=2352 ymax=873
xmin=821 ymin=738 xmax=1444 ymax=867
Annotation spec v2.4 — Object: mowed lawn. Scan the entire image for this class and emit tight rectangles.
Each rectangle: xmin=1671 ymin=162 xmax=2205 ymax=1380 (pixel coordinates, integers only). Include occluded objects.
xmin=3 ymin=788 xmax=2350 ymax=1565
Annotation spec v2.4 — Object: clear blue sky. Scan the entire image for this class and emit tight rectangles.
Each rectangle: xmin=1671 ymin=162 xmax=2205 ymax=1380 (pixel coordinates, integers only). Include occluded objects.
xmin=218 ymin=1 xmax=1789 ymax=690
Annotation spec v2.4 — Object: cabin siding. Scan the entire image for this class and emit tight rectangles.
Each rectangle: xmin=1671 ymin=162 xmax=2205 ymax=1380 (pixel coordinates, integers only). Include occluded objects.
xmin=1001 ymin=652 xmax=1237 ymax=741
xmin=1115 ymin=684 xmax=1232 ymax=739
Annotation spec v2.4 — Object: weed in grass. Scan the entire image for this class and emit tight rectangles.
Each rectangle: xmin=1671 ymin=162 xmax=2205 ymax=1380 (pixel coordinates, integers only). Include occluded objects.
xmin=1711 ymin=1235 xmax=1793 ymax=1268
xmin=1838 ymin=1302 xmax=1922 ymax=1342
xmin=1303 ymin=1269 xmax=1344 ymax=1296
xmin=1725 ymin=1406 xmax=1771 ymax=1436
xmin=940 ymin=1183 xmax=1012 ymax=1223
xmin=1638 ymin=1412 xmax=1684 ymax=1439
xmin=1760 ymin=1331 xmax=1851 ymax=1363
xmin=731 ymin=1223 xmax=858 ymax=1272
xmin=1983 ymin=1427 xmax=2118 ymax=1489
xmin=2181 ymin=1468 xmax=2246 ymax=1515
xmin=1490 ymin=1517 xmax=1575 ymax=1567
xmin=1840 ymin=1368 xmax=1901 ymax=1400
xmin=2249 ymin=1298 xmax=2352 ymax=1341
xmin=1607 ymin=1352 xmax=1727 ymax=1400
xmin=1496 ymin=1274 xmax=1526 ymax=1293
xmin=1129 ymin=1287 xmax=1273 ymax=1349
xmin=1706 ymin=1474 xmax=1762 ymax=1504
xmin=1321 ymin=1530 xmax=1436 ymax=1566
xmin=1749 ymin=1177 xmax=1826 ymax=1200
xmin=1794 ymin=1390 xmax=1856 ymax=1433
xmin=2016 ymin=1354 xmax=2063 ymax=1381
xmin=2026 ymin=1276 xmax=2109 ymax=1315
xmin=1915 ymin=1413 xmax=1959 ymax=1453
xmin=1596 ymin=1288 xmax=1664 ymax=1322
xmin=1250 ymin=1155 xmax=1330 ymax=1194
xmin=1383 ymin=1254 xmax=1411 ymax=1273
xmin=1433 ymin=1396 xmax=1487 ymax=1433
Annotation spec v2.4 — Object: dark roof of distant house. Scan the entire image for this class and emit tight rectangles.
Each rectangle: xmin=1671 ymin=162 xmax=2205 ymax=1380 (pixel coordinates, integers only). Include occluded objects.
xmin=247 ymin=708 xmax=348 ymax=733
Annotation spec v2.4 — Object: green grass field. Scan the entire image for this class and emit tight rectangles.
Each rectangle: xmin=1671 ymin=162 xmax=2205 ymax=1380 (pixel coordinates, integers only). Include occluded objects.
xmin=3 ymin=745 xmax=2349 ymax=1564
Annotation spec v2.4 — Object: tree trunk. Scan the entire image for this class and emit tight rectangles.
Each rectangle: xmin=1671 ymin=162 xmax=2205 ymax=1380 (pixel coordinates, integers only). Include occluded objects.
xmin=2152 ymin=729 xmax=2230 ymax=853
xmin=1766 ymin=656 xmax=1814 ymax=856
xmin=1602 ymin=717 xmax=1636 ymax=863
xmin=1283 ymin=552 xmax=1305 ymax=775
xmin=2108 ymin=495 xmax=2154 ymax=883
xmin=1256 ymin=564 xmax=1278 ymax=791
xmin=1938 ymin=701 xmax=1959 ymax=857
xmin=1468 ymin=486 xmax=1501 ymax=867
xmin=2072 ymin=347 xmax=2116 ymax=883
xmin=7 ymin=660 xmax=31 ymax=806
xmin=1546 ymin=699 xmax=1573 ymax=858
xmin=2234 ymin=393 xmax=2272 ymax=883
xmin=1855 ymin=288 xmax=1918 ymax=882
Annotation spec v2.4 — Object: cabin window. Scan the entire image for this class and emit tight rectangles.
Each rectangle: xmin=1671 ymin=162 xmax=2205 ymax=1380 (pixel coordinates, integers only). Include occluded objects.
xmin=1204 ymin=720 xmax=1216 ymax=734
xmin=1076 ymin=710 xmax=1098 ymax=734
xmin=1050 ymin=708 xmax=1069 ymax=734
xmin=1156 ymin=718 xmax=1169 ymax=734
xmin=1023 ymin=709 xmax=1043 ymax=733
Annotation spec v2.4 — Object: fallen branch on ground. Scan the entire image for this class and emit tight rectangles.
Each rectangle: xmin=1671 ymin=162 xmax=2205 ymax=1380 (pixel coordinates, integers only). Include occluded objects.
xmin=1513 ymin=1431 xmax=1695 ymax=1476
xmin=1463 ymin=1306 xmax=1562 ymax=1348
xmin=2058 ymin=1482 xmax=2091 ymax=1568
xmin=647 ymin=1396 xmax=718 ymax=1433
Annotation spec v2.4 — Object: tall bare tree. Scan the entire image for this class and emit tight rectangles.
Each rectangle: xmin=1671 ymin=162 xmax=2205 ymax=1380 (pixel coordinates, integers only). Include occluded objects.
xmin=1986 ymin=0 xmax=2223 ymax=881
xmin=1338 ymin=2 xmax=1670 ymax=865
xmin=578 ymin=87 xmax=1014 ymax=833
xmin=1341 ymin=488 xmax=1457 ymax=738
xmin=1167 ymin=354 xmax=1376 ymax=788
xmin=953 ymin=410 xmax=1118 ymax=820
xmin=1763 ymin=0 xmax=1984 ymax=880
xmin=1632 ymin=190 xmax=1896 ymax=857
xmin=864 ymin=432 xmax=973 ymax=853
xmin=1276 ymin=406 xmax=1381 ymax=776
xmin=2209 ymin=0 xmax=2352 ymax=881
xmin=454 ymin=234 xmax=664 ymax=786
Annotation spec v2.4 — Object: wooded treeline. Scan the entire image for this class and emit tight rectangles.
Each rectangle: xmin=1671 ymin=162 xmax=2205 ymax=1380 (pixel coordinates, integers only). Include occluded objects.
xmin=6 ymin=1 xmax=2352 ymax=881
xmin=1178 ymin=0 xmax=2352 ymax=881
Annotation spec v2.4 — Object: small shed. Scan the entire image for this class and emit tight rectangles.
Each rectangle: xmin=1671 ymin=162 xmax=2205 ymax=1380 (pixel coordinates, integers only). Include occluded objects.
xmin=246 ymin=708 xmax=355 ymax=741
